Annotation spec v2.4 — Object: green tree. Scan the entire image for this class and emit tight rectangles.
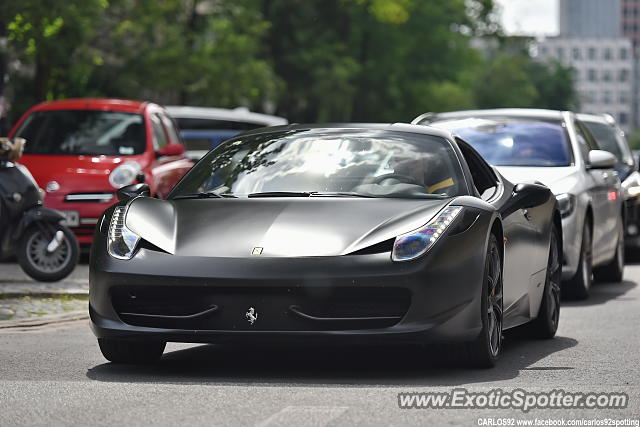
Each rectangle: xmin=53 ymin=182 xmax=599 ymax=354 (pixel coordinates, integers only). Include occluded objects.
xmin=473 ymin=54 xmax=538 ymax=109
xmin=260 ymin=0 xmax=497 ymax=122
xmin=2 ymin=0 xmax=583 ymax=128
xmin=527 ymin=59 xmax=579 ymax=110
xmin=627 ymin=130 xmax=640 ymax=150
xmin=1 ymin=0 xmax=109 ymax=116
xmin=2 ymin=0 xmax=519 ymax=125
xmin=89 ymin=0 xmax=280 ymax=109
xmin=2 ymin=0 xmax=281 ymax=120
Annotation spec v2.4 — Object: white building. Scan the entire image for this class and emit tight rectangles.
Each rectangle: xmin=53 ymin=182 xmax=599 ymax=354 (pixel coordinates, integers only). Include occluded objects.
xmin=536 ymin=37 xmax=634 ymax=132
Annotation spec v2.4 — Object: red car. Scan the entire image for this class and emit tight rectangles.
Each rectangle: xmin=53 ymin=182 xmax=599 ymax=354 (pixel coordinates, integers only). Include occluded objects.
xmin=8 ymin=98 xmax=193 ymax=245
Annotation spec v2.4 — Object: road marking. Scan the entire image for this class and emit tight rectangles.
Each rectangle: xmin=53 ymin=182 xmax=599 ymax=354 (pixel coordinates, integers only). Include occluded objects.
xmin=256 ymin=406 xmax=348 ymax=427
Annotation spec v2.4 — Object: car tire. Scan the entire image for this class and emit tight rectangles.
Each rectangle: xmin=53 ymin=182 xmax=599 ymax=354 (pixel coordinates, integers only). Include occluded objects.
xmin=564 ymin=220 xmax=592 ymax=300
xmin=594 ymin=218 xmax=624 ymax=283
xmin=98 ymin=338 xmax=166 ymax=364
xmin=455 ymin=234 xmax=503 ymax=368
xmin=17 ymin=225 xmax=79 ymax=282
xmin=527 ymin=224 xmax=561 ymax=339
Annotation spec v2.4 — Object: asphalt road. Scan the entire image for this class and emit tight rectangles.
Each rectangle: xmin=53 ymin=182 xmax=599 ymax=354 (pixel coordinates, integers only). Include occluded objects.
xmin=0 ymin=261 xmax=639 ymax=426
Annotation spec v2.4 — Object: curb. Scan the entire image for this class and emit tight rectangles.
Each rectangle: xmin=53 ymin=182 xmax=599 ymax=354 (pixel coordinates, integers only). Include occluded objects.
xmin=0 ymin=310 xmax=89 ymax=329
xmin=0 ymin=291 xmax=89 ymax=298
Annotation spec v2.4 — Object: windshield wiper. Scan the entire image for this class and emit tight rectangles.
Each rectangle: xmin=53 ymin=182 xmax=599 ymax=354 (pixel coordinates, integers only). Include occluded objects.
xmin=172 ymin=192 xmax=237 ymax=200
xmin=247 ymin=191 xmax=376 ymax=198
xmin=247 ymin=191 xmax=312 ymax=198
xmin=309 ymin=192 xmax=375 ymax=198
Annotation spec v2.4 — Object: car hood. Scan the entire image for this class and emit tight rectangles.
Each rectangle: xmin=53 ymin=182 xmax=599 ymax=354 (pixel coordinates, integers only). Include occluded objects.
xmin=19 ymin=154 xmax=146 ymax=192
xmin=496 ymin=166 xmax=580 ymax=195
xmin=125 ymin=197 xmax=452 ymax=257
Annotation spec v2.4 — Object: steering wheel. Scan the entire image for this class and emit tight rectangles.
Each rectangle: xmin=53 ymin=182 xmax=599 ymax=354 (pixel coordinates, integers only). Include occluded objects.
xmin=372 ymin=173 xmax=419 ymax=186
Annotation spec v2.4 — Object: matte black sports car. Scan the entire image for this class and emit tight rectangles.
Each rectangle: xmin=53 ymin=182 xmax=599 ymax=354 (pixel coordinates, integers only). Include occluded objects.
xmin=90 ymin=123 xmax=561 ymax=367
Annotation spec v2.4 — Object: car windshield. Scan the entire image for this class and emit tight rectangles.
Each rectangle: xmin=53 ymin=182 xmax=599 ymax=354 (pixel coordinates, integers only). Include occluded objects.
xmin=582 ymin=121 xmax=629 ymax=164
xmin=16 ymin=110 xmax=146 ymax=156
xmin=432 ymin=118 xmax=573 ymax=167
xmin=169 ymin=129 xmax=466 ymax=199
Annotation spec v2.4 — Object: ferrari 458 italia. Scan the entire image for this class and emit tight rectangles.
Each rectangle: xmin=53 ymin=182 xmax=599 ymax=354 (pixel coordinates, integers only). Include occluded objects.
xmin=90 ymin=123 xmax=561 ymax=367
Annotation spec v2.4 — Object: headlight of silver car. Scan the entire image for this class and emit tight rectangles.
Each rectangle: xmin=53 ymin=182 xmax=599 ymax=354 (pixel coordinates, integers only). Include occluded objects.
xmin=622 ymin=171 xmax=640 ymax=199
xmin=107 ymin=206 xmax=140 ymax=260
xmin=391 ymin=206 xmax=462 ymax=262
xmin=556 ymin=193 xmax=576 ymax=218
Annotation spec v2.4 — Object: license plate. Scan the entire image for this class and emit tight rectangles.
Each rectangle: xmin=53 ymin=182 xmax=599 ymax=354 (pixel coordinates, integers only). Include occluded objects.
xmin=58 ymin=210 xmax=79 ymax=227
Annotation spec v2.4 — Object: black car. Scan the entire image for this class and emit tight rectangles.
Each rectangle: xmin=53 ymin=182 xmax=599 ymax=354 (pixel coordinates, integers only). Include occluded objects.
xmin=578 ymin=113 xmax=640 ymax=249
xmin=90 ymin=123 xmax=561 ymax=368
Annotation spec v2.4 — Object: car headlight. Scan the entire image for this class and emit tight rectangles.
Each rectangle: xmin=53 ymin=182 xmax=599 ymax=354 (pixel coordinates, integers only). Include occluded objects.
xmin=109 ymin=161 xmax=142 ymax=189
xmin=391 ymin=206 xmax=462 ymax=262
xmin=622 ymin=171 xmax=640 ymax=198
xmin=107 ymin=206 xmax=140 ymax=260
xmin=556 ymin=193 xmax=576 ymax=218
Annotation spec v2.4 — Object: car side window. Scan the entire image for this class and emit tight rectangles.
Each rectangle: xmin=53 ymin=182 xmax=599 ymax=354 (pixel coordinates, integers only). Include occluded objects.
xmin=573 ymin=121 xmax=593 ymax=161
xmin=455 ymin=137 xmax=498 ymax=200
xmin=574 ymin=120 xmax=601 ymax=153
xmin=161 ymin=113 xmax=181 ymax=144
xmin=576 ymin=121 xmax=599 ymax=151
xmin=151 ymin=114 xmax=168 ymax=150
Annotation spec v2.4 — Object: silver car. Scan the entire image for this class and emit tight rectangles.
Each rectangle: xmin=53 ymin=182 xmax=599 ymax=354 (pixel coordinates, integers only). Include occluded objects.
xmin=578 ymin=113 xmax=640 ymax=249
xmin=166 ymin=106 xmax=289 ymax=161
xmin=413 ymin=109 xmax=624 ymax=299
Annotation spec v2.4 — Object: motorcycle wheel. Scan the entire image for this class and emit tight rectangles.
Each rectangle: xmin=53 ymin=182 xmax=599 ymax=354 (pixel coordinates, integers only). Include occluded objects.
xmin=17 ymin=224 xmax=79 ymax=282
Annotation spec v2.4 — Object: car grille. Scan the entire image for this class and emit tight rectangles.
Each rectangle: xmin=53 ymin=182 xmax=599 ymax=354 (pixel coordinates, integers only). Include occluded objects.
xmin=64 ymin=192 xmax=114 ymax=203
xmin=111 ymin=286 xmax=411 ymax=331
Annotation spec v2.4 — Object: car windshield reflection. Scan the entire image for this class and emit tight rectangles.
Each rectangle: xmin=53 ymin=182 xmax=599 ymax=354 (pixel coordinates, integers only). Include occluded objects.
xmin=169 ymin=129 xmax=466 ymax=199
xmin=433 ymin=118 xmax=572 ymax=167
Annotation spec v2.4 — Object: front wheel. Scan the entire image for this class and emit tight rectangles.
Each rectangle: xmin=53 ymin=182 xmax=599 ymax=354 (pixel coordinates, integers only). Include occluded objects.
xmin=451 ymin=234 xmax=503 ymax=368
xmin=98 ymin=338 xmax=166 ymax=364
xmin=17 ymin=224 xmax=79 ymax=282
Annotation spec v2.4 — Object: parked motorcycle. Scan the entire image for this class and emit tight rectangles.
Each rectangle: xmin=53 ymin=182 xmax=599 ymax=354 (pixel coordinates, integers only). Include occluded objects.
xmin=0 ymin=137 xmax=79 ymax=282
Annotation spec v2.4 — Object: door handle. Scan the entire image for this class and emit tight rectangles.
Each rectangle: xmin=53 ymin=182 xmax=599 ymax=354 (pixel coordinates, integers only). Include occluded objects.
xmin=523 ymin=209 xmax=532 ymax=221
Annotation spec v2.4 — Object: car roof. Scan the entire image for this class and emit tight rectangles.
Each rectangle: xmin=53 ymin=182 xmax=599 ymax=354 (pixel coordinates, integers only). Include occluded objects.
xmin=233 ymin=122 xmax=454 ymax=140
xmin=576 ymin=112 xmax=617 ymax=126
xmin=417 ymin=108 xmax=567 ymax=123
xmin=27 ymin=98 xmax=153 ymax=114
xmin=166 ymin=106 xmax=288 ymax=126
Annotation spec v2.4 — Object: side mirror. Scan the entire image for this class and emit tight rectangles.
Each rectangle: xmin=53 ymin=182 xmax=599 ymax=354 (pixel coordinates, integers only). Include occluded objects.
xmin=502 ymin=182 xmax=551 ymax=217
xmin=512 ymin=183 xmax=551 ymax=208
xmin=156 ymin=142 xmax=185 ymax=157
xmin=588 ymin=149 xmax=617 ymax=169
xmin=117 ymin=183 xmax=150 ymax=201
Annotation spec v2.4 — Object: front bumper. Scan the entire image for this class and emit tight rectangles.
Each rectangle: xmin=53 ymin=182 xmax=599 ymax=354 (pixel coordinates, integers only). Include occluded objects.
xmin=89 ymin=216 xmax=490 ymax=346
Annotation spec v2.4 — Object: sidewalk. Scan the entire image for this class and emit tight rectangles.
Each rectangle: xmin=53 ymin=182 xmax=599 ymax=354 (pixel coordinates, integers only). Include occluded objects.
xmin=0 ymin=262 xmax=89 ymax=296
xmin=0 ymin=261 xmax=89 ymax=327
